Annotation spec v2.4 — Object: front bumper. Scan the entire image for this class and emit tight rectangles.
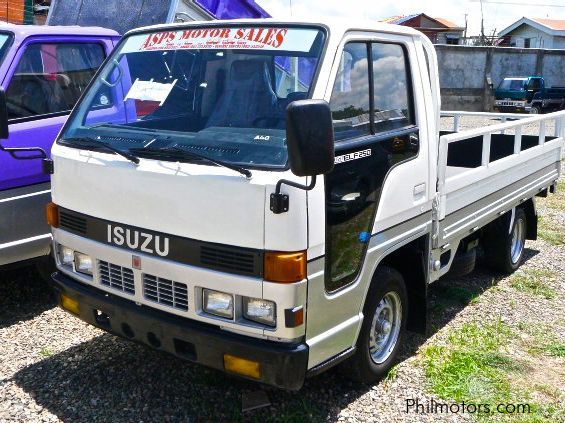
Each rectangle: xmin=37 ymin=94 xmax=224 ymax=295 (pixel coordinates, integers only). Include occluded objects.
xmin=493 ymin=101 xmax=527 ymax=113
xmin=50 ymin=272 xmax=309 ymax=390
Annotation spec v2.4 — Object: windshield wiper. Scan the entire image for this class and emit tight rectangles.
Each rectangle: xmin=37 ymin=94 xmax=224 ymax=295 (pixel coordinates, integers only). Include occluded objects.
xmin=61 ymin=137 xmax=140 ymax=165
xmin=131 ymin=145 xmax=252 ymax=178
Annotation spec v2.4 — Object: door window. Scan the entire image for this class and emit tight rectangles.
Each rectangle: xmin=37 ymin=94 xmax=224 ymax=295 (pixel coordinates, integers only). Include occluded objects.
xmin=330 ymin=43 xmax=370 ymax=141
xmin=6 ymin=42 xmax=106 ymax=120
xmin=372 ymin=43 xmax=414 ymax=133
xmin=527 ymin=79 xmax=541 ymax=91
xmin=325 ymin=40 xmax=417 ymax=293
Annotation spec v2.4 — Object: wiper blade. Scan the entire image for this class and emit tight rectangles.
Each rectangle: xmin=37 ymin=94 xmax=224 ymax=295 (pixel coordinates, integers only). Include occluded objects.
xmin=131 ymin=145 xmax=252 ymax=179
xmin=61 ymin=137 xmax=140 ymax=165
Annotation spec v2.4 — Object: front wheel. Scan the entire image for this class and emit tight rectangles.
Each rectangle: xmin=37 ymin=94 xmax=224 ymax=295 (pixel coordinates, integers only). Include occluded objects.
xmin=344 ymin=267 xmax=407 ymax=384
xmin=529 ymin=106 xmax=541 ymax=114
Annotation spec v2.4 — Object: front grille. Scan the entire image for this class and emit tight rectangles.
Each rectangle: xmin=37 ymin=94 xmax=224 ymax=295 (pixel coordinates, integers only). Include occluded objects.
xmin=99 ymin=261 xmax=135 ymax=294
xmin=143 ymin=274 xmax=188 ymax=311
xmin=59 ymin=210 xmax=87 ymax=235
xmin=200 ymin=246 xmax=256 ymax=275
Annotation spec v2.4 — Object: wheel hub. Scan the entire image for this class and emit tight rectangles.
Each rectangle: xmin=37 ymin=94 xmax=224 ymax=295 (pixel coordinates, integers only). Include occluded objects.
xmin=510 ymin=217 xmax=525 ymax=264
xmin=369 ymin=292 xmax=402 ymax=364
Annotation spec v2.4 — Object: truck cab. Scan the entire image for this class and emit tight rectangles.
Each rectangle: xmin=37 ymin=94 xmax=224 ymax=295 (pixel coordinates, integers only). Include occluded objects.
xmin=494 ymin=76 xmax=543 ymax=113
xmin=0 ymin=24 xmax=119 ymax=269
xmin=40 ymin=20 xmax=563 ymax=390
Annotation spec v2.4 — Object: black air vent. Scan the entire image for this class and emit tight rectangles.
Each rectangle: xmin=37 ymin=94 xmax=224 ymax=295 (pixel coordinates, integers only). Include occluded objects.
xmin=173 ymin=144 xmax=240 ymax=155
xmin=200 ymin=246 xmax=256 ymax=275
xmin=59 ymin=210 xmax=87 ymax=235
xmin=99 ymin=136 xmax=147 ymax=145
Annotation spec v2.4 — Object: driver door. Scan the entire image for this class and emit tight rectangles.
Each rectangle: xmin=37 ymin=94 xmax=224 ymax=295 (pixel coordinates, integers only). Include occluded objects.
xmin=306 ymin=34 xmax=428 ymax=368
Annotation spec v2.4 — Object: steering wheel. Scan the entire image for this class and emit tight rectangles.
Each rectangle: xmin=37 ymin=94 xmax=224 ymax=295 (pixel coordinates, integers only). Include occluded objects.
xmin=252 ymin=116 xmax=285 ymax=128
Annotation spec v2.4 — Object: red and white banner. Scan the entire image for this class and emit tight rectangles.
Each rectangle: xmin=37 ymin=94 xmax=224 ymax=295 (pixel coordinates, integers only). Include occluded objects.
xmin=122 ymin=27 xmax=319 ymax=53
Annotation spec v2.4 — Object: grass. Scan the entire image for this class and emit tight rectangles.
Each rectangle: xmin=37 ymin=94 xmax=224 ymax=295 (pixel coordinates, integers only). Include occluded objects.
xmin=537 ymin=216 xmax=565 ymax=246
xmin=540 ymin=181 xmax=565 ymax=211
xmin=422 ymin=321 xmax=518 ymax=407
xmin=39 ymin=347 xmax=54 ymax=357
xmin=510 ymin=269 xmax=557 ymax=299
xmin=422 ymin=320 xmax=565 ymax=421
xmin=384 ymin=364 xmax=399 ymax=384
xmin=523 ymin=325 xmax=565 ymax=358
xmin=443 ymin=286 xmax=481 ymax=305
xmin=536 ymin=180 xmax=565 ymax=245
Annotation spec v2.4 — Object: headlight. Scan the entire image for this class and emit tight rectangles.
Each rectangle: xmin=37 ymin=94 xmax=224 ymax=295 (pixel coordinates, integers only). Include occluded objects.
xmin=202 ymin=289 xmax=234 ymax=319
xmin=74 ymin=252 xmax=93 ymax=275
xmin=59 ymin=245 xmax=74 ymax=266
xmin=243 ymin=297 xmax=276 ymax=327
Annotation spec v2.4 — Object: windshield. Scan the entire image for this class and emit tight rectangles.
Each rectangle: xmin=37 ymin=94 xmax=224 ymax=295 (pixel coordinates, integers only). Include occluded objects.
xmin=59 ymin=26 xmax=325 ymax=169
xmin=0 ymin=32 xmax=14 ymax=66
xmin=498 ymin=78 xmax=527 ymax=91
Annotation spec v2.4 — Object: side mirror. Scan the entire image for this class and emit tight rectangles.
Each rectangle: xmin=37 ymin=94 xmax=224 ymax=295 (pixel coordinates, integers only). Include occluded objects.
xmin=0 ymin=87 xmax=51 ymax=171
xmin=269 ymin=100 xmax=335 ymax=214
xmin=286 ymin=99 xmax=335 ymax=177
xmin=0 ymin=88 xmax=9 ymax=139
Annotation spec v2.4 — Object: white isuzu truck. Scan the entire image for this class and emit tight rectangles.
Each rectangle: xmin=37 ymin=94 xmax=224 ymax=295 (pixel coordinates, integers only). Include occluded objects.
xmin=33 ymin=19 xmax=563 ymax=389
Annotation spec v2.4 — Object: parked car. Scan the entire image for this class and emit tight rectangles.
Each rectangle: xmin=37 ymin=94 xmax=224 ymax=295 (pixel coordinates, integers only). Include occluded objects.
xmin=13 ymin=20 xmax=562 ymax=390
xmin=0 ymin=24 xmax=120 ymax=274
xmin=494 ymin=76 xmax=565 ymax=114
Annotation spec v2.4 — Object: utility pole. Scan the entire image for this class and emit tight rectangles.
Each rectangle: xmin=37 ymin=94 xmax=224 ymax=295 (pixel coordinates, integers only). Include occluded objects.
xmin=464 ymin=13 xmax=468 ymax=40
xmin=480 ymin=0 xmax=486 ymax=45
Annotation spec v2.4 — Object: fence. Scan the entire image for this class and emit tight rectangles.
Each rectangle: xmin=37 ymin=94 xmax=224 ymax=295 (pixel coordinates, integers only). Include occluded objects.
xmin=436 ymin=45 xmax=565 ymax=112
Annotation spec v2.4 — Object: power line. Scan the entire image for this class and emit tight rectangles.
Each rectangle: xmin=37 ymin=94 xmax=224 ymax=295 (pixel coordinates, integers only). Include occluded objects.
xmin=469 ymin=0 xmax=565 ymax=6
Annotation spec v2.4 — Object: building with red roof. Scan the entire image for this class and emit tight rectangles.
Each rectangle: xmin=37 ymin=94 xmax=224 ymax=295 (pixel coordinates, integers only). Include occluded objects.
xmin=382 ymin=13 xmax=465 ymax=44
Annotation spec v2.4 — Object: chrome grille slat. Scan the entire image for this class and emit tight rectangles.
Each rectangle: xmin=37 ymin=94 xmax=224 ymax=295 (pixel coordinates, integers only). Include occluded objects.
xmin=99 ymin=261 xmax=135 ymax=295
xmin=143 ymin=274 xmax=188 ymax=311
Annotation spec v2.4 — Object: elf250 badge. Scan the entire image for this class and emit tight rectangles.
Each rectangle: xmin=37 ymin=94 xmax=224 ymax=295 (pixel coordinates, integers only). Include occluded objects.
xmin=334 ymin=149 xmax=372 ymax=164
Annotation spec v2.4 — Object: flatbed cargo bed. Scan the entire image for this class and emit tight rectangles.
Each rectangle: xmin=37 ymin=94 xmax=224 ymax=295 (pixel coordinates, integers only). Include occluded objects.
xmin=436 ymin=110 xmax=564 ymax=247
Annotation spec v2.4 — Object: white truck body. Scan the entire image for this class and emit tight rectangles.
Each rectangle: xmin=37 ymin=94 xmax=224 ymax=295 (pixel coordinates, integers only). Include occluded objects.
xmin=46 ymin=19 xmax=564 ymax=389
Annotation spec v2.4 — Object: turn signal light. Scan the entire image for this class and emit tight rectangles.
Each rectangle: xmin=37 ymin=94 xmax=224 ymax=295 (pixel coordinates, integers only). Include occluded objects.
xmin=46 ymin=202 xmax=59 ymax=228
xmin=264 ymin=251 xmax=307 ymax=283
xmin=61 ymin=294 xmax=80 ymax=315
xmin=224 ymin=354 xmax=262 ymax=379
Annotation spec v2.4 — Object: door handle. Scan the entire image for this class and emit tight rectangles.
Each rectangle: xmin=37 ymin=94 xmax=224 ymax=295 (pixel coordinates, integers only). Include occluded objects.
xmin=409 ymin=133 xmax=419 ymax=150
xmin=414 ymin=183 xmax=426 ymax=196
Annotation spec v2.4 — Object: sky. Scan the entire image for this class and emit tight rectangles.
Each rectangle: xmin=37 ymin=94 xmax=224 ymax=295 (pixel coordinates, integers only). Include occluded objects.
xmin=256 ymin=0 xmax=565 ymax=37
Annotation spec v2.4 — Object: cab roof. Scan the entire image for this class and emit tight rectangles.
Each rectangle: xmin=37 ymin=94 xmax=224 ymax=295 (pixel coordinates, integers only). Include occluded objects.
xmin=0 ymin=23 xmax=119 ymax=41
xmin=125 ymin=17 xmax=423 ymax=39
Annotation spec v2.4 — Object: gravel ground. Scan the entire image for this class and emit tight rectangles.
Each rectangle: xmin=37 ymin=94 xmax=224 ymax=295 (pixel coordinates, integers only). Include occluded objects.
xmin=0 ymin=118 xmax=563 ymax=422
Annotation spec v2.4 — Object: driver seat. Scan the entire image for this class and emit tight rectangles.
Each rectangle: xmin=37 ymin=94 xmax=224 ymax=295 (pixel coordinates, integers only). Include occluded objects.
xmin=206 ymin=60 xmax=278 ymax=128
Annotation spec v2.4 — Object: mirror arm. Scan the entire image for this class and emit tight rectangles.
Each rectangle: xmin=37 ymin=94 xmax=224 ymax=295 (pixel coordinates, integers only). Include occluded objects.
xmin=0 ymin=144 xmax=54 ymax=174
xmin=270 ymin=175 xmax=317 ymax=215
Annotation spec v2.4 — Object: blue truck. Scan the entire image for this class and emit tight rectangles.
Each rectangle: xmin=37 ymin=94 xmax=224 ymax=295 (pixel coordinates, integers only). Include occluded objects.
xmin=494 ymin=76 xmax=565 ymax=114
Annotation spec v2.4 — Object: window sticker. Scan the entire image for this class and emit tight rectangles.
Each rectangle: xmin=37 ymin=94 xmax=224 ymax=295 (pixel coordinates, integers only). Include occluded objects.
xmin=124 ymin=78 xmax=178 ymax=106
xmin=122 ymin=28 xmax=319 ymax=53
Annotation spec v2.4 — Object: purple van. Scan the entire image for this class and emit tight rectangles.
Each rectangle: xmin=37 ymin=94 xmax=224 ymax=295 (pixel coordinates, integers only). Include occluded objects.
xmin=0 ymin=24 xmax=119 ymax=272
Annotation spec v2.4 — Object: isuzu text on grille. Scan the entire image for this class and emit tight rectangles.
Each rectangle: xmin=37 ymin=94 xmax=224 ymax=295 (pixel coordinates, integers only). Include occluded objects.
xmin=107 ymin=225 xmax=170 ymax=257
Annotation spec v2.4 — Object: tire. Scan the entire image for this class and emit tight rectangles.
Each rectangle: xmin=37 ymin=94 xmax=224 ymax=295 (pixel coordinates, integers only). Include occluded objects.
xmin=35 ymin=254 xmax=56 ymax=283
xmin=529 ymin=106 xmax=541 ymax=114
xmin=483 ymin=208 xmax=527 ymax=274
xmin=445 ymin=248 xmax=476 ymax=278
xmin=344 ymin=267 xmax=408 ymax=384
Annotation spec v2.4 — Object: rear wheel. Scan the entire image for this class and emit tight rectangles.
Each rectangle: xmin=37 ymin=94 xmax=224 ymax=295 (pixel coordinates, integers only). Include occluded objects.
xmin=483 ymin=208 xmax=527 ymax=274
xmin=344 ymin=267 xmax=407 ymax=384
